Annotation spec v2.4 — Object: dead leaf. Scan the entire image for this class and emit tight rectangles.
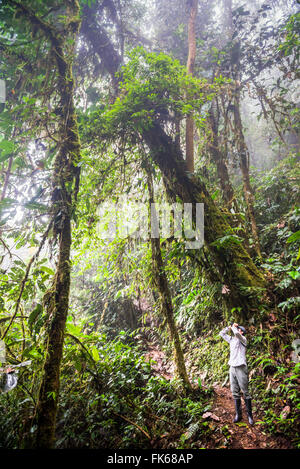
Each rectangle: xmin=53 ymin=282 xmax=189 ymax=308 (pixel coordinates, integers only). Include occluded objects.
xmin=202 ymin=412 xmax=220 ymax=421
xmin=269 ymin=312 xmax=276 ymax=322
xmin=280 ymin=405 xmax=290 ymax=419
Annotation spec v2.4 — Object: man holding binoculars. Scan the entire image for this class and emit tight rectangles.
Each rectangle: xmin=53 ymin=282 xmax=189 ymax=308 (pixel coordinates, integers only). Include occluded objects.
xmin=219 ymin=323 xmax=254 ymax=425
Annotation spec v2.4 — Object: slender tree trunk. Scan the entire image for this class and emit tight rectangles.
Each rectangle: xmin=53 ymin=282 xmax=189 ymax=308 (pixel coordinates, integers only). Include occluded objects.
xmin=233 ymin=86 xmax=262 ymax=258
xmin=36 ymin=213 xmax=72 ymax=448
xmin=208 ymin=104 xmax=237 ymax=210
xmin=185 ymin=0 xmax=198 ymax=173
xmin=146 ymin=166 xmax=191 ymax=388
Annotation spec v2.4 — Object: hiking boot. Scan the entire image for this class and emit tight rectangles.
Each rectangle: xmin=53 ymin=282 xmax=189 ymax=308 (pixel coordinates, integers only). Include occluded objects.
xmin=245 ymin=398 xmax=254 ymax=425
xmin=233 ymin=398 xmax=242 ymax=423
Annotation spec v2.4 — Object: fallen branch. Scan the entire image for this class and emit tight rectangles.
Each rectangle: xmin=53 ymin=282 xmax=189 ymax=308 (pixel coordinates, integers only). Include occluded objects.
xmin=112 ymin=411 xmax=152 ymax=440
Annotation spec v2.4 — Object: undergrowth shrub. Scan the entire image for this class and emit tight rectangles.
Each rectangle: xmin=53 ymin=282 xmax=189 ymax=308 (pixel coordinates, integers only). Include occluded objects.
xmin=54 ymin=331 xmax=213 ymax=449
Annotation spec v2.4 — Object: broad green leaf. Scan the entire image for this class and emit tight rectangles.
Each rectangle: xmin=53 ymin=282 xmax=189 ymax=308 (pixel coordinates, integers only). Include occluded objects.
xmin=287 ymin=231 xmax=300 ymax=244
xmin=91 ymin=347 xmax=100 ymax=362
xmin=66 ymin=323 xmax=81 ymax=336
xmin=288 ymin=270 xmax=300 ymax=280
xmin=28 ymin=303 xmax=43 ymax=331
xmin=40 ymin=266 xmax=55 ymax=275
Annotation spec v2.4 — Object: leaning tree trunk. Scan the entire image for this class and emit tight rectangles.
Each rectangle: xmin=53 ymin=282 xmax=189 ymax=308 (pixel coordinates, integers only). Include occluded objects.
xmin=142 ymin=122 xmax=266 ymax=316
xmin=146 ymin=166 xmax=191 ymax=389
xmin=185 ymin=0 xmax=198 ymax=173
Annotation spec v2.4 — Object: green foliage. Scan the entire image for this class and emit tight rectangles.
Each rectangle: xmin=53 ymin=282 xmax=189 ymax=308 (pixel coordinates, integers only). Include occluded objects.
xmin=254 ymin=154 xmax=299 ymax=230
xmin=186 ymin=329 xmax=230 ymax=385
xmin=211 ymin=234 xmax=243 ymax=249
xmin=251 ymin=361 xmax=300 ymax=448
xmin=53 ymin=331 xmax=212 ymax=449
xmin=174 ymin=276 xmax=221 ymax=335
xmin=82 ymin=47 xmax=222 ymax=142
xmin=278 ymin=12 xmax=300 ymax=58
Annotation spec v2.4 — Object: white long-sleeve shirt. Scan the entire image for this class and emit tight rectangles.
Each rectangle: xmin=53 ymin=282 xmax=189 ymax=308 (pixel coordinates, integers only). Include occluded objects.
xmin=219 ymin=325 xmax=247 ymax=367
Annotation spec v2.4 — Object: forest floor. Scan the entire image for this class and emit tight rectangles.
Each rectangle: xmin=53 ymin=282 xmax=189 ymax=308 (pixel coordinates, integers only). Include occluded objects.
xmin=144 ymin=342 xmax=293 ymax=450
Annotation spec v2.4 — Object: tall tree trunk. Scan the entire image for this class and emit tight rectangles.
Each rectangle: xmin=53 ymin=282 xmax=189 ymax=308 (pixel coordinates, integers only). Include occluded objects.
xmin=224 ymin=0 xmax=262 ymax=257
xmin=185 ymin=0 xmax=198 ymax=173
xmin=9 ymin=0 xmax=82 ymax=448
xmin=36 ymin=212 xmax=72 ymax=448
xmin=207 ymin=102 xmax=251 ymax=254
xmin=36 ymin=42 xmax=81 ymax=452
xmin=146 ymin=166 xmax=191 ymax=388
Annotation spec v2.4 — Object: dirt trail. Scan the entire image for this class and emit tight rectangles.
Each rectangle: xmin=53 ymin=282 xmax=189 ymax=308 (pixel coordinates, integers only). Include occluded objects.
xmin=144 ymin=341 xmax=173 ymax=380
xmin=144 ymin=343 xmax=292 ymax=449
xmin=206 ymin=385 xmax=292 ymax=449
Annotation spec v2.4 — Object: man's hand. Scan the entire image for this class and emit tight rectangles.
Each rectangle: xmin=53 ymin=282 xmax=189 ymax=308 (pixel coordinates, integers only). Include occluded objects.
xmin=5 ymin=367 xmax=13 ymax=373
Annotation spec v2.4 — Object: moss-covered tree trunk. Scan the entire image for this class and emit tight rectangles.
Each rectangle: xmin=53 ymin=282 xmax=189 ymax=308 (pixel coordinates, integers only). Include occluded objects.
xmin=36 ymin=36 xmax=81 ymax=452
xmin=146 ymin=167 xmax=191 ymax=388
xmin=36 ymin=213 xmax=72 ymax=448
xmin=142 ymin=122 xmax=266 ymax=316
xmin=10 ymin=0 xmax=82 ymax=448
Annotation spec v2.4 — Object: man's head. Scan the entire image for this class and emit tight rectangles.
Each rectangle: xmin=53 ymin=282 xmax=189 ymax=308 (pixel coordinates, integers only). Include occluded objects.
xmin=232 ymin=323 xmax=246 ymax=335
xmin=237 ymin=325 xmax=246 ymax=335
